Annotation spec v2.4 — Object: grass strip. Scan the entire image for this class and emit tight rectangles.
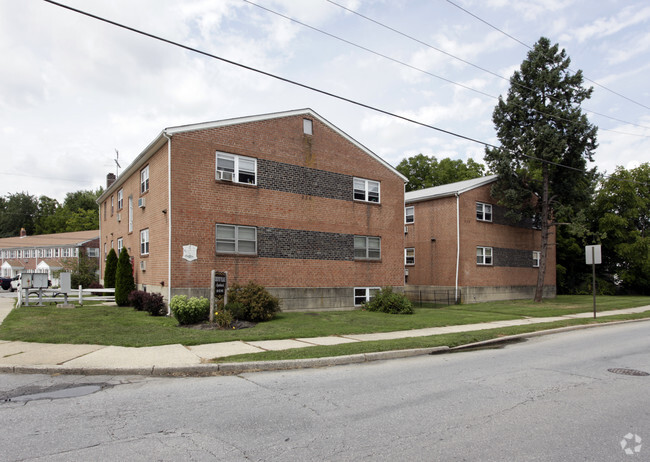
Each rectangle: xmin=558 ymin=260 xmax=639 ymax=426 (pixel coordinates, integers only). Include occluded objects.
xmin=212 ymin=312 xmax=650 ymax=363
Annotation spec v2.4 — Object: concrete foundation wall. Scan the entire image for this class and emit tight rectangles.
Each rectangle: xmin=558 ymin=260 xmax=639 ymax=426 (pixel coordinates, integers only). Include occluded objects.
xmin=405 ymin=284 xmax=556 ymax=304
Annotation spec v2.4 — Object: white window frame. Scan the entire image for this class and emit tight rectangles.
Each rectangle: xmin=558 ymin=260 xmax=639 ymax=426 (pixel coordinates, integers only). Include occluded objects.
xmin=533 ymin=251 xmax=541 ymax=267
xmin=140 ymin=165 xmax=150 ymax=194
xmin=128 ymin=196 xmax=133 ymax=233
xmin=353 ymin=177 xmax=380 ymax=203
xmin=216 ymin=152 xmax=257 ymax=185
xmin=405 ymin=206 xmax=414 ymax=224
xmin=117 ymin=238 xmax=123 ymax=255
xmin=117 ymin=189 xmax=123 ymax=210
xmin=405 ymin=248 xmax=415 ymax=266
xmin=303 ymin=118 xmax=313 ymax=135
xmin=110 ymin=196 xmax=114 ymax=216
xmin=477 ymin=246 xmax=493 ymax=265
xmin=215 ymin=224 xmax=257 ymax=255
xmin=140 ymin=229 xmax=150 ymax=255
xmin=354 ymin=236 xmax=381 ymax=260
xmin=354 ymin=287 xmax=380 ymax=306
xmin=476 ymin=202 xmax=493 ymax=222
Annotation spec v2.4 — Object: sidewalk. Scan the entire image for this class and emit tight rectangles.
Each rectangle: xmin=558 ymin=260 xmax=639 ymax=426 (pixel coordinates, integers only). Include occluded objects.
xmin=0 ymin=296 xmax=648 ymax=376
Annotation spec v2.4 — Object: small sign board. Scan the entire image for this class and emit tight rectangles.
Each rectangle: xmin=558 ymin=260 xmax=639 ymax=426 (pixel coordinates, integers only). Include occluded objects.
xmin=182 ymin=244 xmax=197 ymax=262
xmin=585 ymin=245 xmax=602 ymax=265
xmin=214 ymin=271 xmax=227 ymax=297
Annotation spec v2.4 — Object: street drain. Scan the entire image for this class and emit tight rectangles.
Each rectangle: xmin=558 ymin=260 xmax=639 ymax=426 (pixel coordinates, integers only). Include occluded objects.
xmin=608 ymin=368 xmax=649 ymax=377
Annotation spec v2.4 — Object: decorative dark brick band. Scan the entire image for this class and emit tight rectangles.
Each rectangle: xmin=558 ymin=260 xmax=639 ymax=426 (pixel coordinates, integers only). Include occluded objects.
xmin=257 ymin=159 xmax=353 ymax=201
xmin=258 ymin=227 xmax=354 ymax=261
xmin=493 ymin=247 xmax=536 ymax=268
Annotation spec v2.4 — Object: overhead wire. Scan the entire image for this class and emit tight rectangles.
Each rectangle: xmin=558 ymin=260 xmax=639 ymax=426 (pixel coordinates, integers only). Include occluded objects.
xmin=324 ymin=0 xmax=650 ymax=134
xmin=445 ymin=0 xmax=650 ymax=112
xmin=40 ymin=0 xmax=648 ymax=186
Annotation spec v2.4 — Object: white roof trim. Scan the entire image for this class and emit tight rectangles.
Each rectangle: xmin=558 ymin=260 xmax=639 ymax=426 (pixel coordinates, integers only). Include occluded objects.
xmin=98 ymin=108 xmax=406 ymax=203
xmin=405 ymin=175 xmax=498 ymax=203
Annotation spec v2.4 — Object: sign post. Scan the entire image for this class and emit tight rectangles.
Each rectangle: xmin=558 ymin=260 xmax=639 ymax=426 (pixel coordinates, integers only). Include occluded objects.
xmin=585 ymin=245 xmax=602 ymax=319
xmin=209 ymin=270 xmax=228 ymax=322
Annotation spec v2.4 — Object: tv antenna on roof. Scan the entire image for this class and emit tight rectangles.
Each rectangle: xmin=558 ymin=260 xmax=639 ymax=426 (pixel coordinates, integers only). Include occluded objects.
xmin=114 ymin=149 xmax=121 ymax=177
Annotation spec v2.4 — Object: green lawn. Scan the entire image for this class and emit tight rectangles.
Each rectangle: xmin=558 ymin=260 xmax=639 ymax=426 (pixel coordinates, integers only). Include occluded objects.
xmin=0 ymin=295 xmax=648 ymax=348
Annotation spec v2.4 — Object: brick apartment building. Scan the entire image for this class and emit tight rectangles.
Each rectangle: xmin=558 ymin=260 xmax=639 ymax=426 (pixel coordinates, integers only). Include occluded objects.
xmin=403 ymin=175 xmax=556 ymax=303
xmin=0 ymin=229 xmax=100 ymax=286
xmin=97 ymin=109 xmax=407 ymax=310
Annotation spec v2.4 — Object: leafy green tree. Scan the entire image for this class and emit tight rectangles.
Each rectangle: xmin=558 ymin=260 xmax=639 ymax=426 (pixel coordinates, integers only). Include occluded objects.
xmin=61 ymin=249 xmax=99 ymax=288
xmin=484 ymin=37 xmax=598 ymax=302
xmin=397 ymin=154 xmax=486 ymax=192
xmin=114 ymin=248 xmax=135 ymax=306
xmin=104 ymin=248 xmax=118 ymax=289
xmin=0 ymin=192 xmax=39 ymax=237
xmin=593 ymin=164 xmax=650 ymax=294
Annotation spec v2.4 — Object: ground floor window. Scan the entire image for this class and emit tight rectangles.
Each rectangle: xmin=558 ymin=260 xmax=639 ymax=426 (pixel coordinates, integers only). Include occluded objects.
xmin=216 ymin=224 xmax=257 ymax=254
xmin=354 ymin=236 xmax=381 ymax=260
xmin=477 ymin=246 xmax=493 ymax=265
xmin=140 ymin=229 xmax=149 ymax=255
xmin=405 ymin=248 xmax=415 ymax=265
xmin=533 ymin=250 xmax=540 ymax=267
xmin=354 ymin=287 xmax=380 ymax=306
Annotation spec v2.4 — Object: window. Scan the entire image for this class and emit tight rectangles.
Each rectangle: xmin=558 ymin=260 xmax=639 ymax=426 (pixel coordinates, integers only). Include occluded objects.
xmin=140 ymin=166 xmax=149 ymax=194
xmin=140 ymin=229 xmax=150 ymax=255
xmin=117 ymin=238 xmax=123 ymax=255
xmin=354 ymin=236 xmax=381 ymax=260
xmin=533 ymin=251 xmax=540 ymax=267
xmin=216 ymin=224 xmax=257 ymax=254
xmin=477 ymin=246 xmax=493 ymax=265
xmin=303 ymin=118 xmax=313 ymax=135
xmin=104 ymin=243 xmax=107 ymax=258
xmin=354 ymin=287 xmax=380 ymax=306
xmin=87 ymin=248 xmax=99 ymax=258
xmin=476 ymin=202 xmax=492 ymax=222
xmin=62 ymin=248 xmax=72 ymax=258
xmin=216 ymin=152 xmax=257 ymax=185
xmin=353 ymin=178 xmax=380 ymax=203
xmin=405 ymin=248 xmax=415 ymax=265
xmin=110 ymin=196 xmax=114 ymax=216
xmin=405 ymin=206 xmax=414 ymax=224
xmin=117 ymin=189 xmax=123 ymax=210
xmin=103 ymin=202 xmax=107 ymax=221
xmin=128 ymin=196 xmax=133 ymax=233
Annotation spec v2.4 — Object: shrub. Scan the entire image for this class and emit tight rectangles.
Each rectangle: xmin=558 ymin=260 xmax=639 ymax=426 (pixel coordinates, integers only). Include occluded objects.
xmin=104 ymin=248 xmax=118 ymax=289
xmin=363 ymin=287 xmax=414 ymax=314
xmin=89 ymin=282 xmax=104 ymax=297
xmin=227 ymin=282 xmax=280 ymax=322
xmin=170 ymin=295 xmax=210 ymax=325
xmin=142 ymin=292 xmax=166 ymax=316
xmin=115 ymin=248 xmax=135 ymax=306
xmin=128 ymin=290 xmax=146 ymax=311
xmin=224 ymin=301 xmax=246 ymax=321
xmin=214 ymin=309 xmax=234 ymax=329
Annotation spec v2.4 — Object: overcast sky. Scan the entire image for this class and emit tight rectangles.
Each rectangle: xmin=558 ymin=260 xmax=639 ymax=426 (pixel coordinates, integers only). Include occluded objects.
xmin=2 ymin=0 xmax=649 ymax=202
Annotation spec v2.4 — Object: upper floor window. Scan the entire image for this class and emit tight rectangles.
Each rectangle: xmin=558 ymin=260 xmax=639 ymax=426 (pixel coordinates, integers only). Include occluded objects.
xmin=533 ymin=251 xmax=541 ymax=267
xmin=87 ymin=248 xmax=99 ymax=258
xmin=477 ymin=246 xmax=493 ymax=265
xmin=216 ymin=152 xmax=257 ymax=185
xmin=405 ymin=248 xmax=415 ymax=265
xmin=110 ymin=196 xmax=114 ymax=216
xmin=303 ymin=118 xmax=313 ymax=135
xmin=140 ymin=166 xmax=150 ymax=194
xmin=117 ymin=189 xmax=123 ymax=210
xmin=354 ymin=236 xmax=381 ymax=260
xmin=476 ymin=202 xmax=492 ymax=222
xmin=216 ymin=224 xmax=257 ymax=255
xmin=353 ymin=178 xmax=380 ymax=203
xmin=140 ymin=229 xmax=150 ymax=255
xmin=405 ymin=206 xmax=414 ymax=224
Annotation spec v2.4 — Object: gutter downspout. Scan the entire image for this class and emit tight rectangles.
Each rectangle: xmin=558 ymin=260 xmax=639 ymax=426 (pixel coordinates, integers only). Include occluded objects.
xmin=163 ymin=132 xmax=172 ymax=315
xmin=455 ymin=192 xmax=460 ymax=303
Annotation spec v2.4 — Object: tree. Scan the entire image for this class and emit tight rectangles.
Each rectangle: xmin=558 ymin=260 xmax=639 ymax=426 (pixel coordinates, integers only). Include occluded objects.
xmin=397 ymin=154 xmax=486 ymax=192
xmin=61 ymin=249 xmax=99 ymax=289
xmin=0 ymin=192 xmax=38 ymax=237
xmin=114 ymin=248 xmax=135 ymax=306
xmin=484 ymin=37 xmax=598 ymax=302
xmin=593 ymin=164 xmax=650 ymax=294
xmin=104 ymin=248 xmax=118 ymax=289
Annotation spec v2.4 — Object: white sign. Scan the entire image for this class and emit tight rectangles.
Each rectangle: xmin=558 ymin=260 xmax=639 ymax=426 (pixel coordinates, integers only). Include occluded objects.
xmin=182 ymin=245 xmax=197 ymax=262
xmin=585 ymin=245 xmax=602 ymax=265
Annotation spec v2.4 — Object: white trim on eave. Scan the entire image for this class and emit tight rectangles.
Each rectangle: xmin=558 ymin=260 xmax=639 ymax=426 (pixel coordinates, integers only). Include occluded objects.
xmin=404 ymin=175 xmax=498 ymax=204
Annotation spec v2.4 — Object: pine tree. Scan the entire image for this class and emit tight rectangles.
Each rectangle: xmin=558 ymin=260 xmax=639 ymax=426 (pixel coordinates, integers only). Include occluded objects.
xmin=485 ymin=37 xmax=598 ymax=302
xmin=114 ymin=247 xmax=135 ymax=306
xmin=104 ymin=248 xmax=118 ymax=289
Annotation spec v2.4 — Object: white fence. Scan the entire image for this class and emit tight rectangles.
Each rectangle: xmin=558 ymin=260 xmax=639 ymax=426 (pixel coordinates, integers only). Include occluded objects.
xmin=18 ymin=286 xmax=115 ymax=306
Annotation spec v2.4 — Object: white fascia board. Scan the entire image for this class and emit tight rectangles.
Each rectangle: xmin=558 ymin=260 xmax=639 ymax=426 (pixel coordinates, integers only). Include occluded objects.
xmin=405 ymin=175 xmax=499 ymax=204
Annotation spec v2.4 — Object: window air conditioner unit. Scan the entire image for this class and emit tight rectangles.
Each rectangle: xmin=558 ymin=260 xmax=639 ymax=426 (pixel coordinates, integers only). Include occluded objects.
xmin=138 ymin=197 xmax=146 ymax=208
xmin=140 ymin=260 xmax=146 ymax=271
xmin=117 ymin=213 xmax=121 ymax=222
xmin=217 ymin=170 xmax=234 ymax=181
xmin=404 ymin=226 xmax=408 ymax=234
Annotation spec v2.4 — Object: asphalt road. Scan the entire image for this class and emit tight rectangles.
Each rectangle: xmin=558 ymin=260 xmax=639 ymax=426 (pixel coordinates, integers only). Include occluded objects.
xmin=1 ymin=320 xmax=648 ymax=461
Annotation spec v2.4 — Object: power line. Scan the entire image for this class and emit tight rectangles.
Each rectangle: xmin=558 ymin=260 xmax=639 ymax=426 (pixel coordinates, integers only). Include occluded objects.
xmin=41 ymin=0 xmax=648 ymax=187
xmin=324 ymin=0 xmax=650 ymax=134
xmin=445 ymin=0 xmax=650 ymax=112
